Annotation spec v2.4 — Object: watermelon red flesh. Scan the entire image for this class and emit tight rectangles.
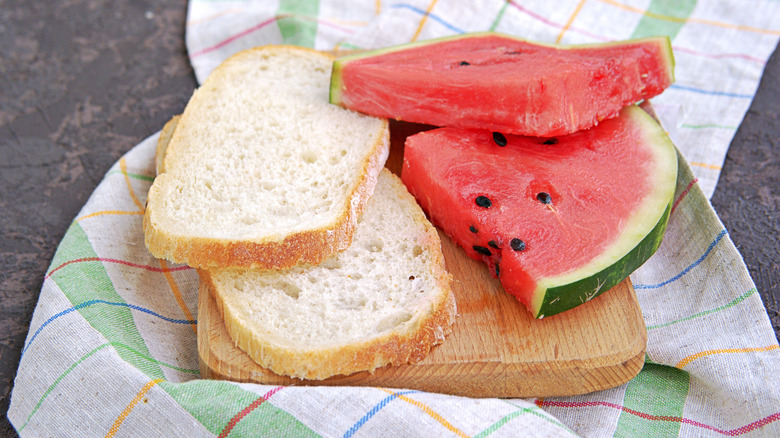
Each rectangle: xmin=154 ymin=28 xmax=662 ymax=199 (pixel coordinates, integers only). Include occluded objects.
xmin=401 ymin=105 xmax=677 ymax=318
xmin=331 ymin=32 xmax=674 ymax=137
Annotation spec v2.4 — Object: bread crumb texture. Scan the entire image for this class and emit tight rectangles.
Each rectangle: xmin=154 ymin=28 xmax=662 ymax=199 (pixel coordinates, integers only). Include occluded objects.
xmin=206 ymin=171 xmax=456 ymax=380
xmin=144 ymin=46 xmax=389 ymax=268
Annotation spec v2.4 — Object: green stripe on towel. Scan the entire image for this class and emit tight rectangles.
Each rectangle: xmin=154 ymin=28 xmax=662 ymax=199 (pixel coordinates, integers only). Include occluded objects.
xmin=631 ymin=0 xmax=698 ymax=41
xmin=278 ymin=0 xmax=320 ymax=47
xmin=49 ymin=222 xmax=164 ymax=379
xmin=614 ymin=362 xmax=690 ymax=436
xmin=160 ymin=381 xmax=318 ymax=436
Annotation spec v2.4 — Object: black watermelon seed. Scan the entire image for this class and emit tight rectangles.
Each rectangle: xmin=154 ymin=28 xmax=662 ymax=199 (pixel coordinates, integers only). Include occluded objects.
xmin=495 ymin=263 xmax=500 ymax=277
xmin=543 ymin=138 xmax=559 ymax=145
xmin=536 ymin=192 xmax=552 ymax=204
xmin=492 ymin=132 xmax=507 ymax=147
xmin=475 ymin=196 xmax=492 ymax=208
xmin=469 ymin=225 xmax=478 ymax=233
xmin=473 ymin=245 xmax=492 ymax=256
xmin=488 ymin=240 xmax=499 ymax=249
xmin=459 ymin=61 xmax=470 ymax=66
xmin=510 ymin=238 xmax=526 ymax=251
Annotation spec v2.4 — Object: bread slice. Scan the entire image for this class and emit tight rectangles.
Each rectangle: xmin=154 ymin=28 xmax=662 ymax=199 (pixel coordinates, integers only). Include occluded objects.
xmin=200 ymin=169 xmax=456 ymax=380
xmin=154 ymin=115 xmax=179 ymax=176
xmin=143 ymin=46 xmax=390 ymax=269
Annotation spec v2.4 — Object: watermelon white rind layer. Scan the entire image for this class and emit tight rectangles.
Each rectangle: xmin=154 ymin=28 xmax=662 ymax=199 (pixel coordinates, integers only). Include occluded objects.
xmin=530 ymin=109 xmax=678 ymax=318
xmin=533 ymin=203 xmax=670 ymax=318
xmin=329 ymin=32 xmax=675 ymax=137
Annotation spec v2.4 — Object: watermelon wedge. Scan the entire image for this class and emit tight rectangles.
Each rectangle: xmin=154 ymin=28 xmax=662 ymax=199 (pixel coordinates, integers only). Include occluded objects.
xmin=330 ymin=32 xmax=674 ymax=137
xmin=401 ymin=105 xmax=677 ymax=318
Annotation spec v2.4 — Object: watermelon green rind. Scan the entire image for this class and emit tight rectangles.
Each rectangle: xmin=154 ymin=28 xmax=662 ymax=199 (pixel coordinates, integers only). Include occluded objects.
xmin=529 ymin=107 xmax=678 ymax=318
xmin=329 ymin=56 xmax=346 ymax=105
xmin=533 ymin=202 xmax=671 ymax=318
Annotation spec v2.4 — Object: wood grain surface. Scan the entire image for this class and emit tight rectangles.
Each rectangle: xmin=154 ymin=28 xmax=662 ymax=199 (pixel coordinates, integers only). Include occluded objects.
xmin=198 ymin=121 xmax=648 ymax=398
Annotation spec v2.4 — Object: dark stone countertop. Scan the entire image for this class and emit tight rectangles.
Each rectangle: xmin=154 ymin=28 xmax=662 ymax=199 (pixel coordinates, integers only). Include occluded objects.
xmin=1 ymin=2 xmax=778 ymax=436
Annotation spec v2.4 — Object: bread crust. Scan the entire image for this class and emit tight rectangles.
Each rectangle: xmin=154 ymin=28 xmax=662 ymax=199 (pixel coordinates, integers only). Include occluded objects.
xmin=143 ymin=46 xmax=390 ymax=270
xmin=206 ymin=275 xmax=456 ymax=380
xmin=201 ymin=173 xmax=456 ymax=380
xmin=154 ymin=115 xmax=179 ymax=175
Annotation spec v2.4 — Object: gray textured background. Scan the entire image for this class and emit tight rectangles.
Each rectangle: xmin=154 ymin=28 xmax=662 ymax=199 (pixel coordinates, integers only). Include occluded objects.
xmin=1 ymin=1 xmax=777 ymax=436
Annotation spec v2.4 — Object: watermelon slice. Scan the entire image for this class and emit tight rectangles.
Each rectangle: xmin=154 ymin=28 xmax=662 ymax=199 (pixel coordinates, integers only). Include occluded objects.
xmin=401 ymin=105 xmax=677 ymax=318
xmin=330 ymin=32 xmax=674 ymax=137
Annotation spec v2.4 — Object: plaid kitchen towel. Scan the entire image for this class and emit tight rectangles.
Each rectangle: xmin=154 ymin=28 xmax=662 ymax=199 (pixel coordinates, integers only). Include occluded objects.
xmin=9 ymin=1 xmax=780 ymax=437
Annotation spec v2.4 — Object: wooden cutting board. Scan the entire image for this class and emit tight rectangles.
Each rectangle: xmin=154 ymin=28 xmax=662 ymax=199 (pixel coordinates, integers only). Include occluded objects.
xmin=198 ymin=120 xmax=647 ymax=398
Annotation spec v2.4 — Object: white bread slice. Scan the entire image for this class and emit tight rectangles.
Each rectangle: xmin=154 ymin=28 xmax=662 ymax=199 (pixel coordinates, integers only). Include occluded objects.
xmin=154 ymin=115 xmax=179 ymax=176
xmin=143 ymin=46 xmax=390 ymax=269
xmin=200 ymin=169 xmax=456 ymax=380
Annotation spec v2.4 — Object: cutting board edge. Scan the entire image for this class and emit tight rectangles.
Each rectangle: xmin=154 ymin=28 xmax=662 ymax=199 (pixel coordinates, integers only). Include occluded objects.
xmin=198 ymin=336 xmax=646 ymax=398
xmin=197 ymin=284 xmax=647 ymax=398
